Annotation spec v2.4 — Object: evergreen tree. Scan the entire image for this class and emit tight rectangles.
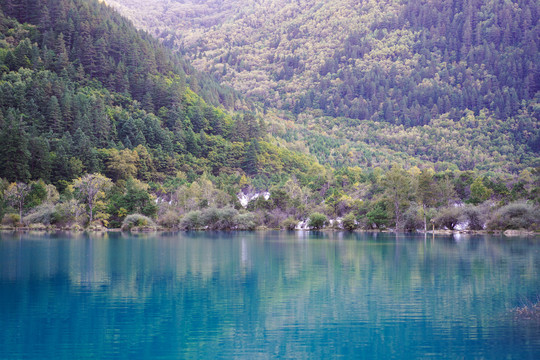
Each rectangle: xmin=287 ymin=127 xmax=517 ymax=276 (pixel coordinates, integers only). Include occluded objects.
xmin=242 ymin=139 xmax=259 ymax=175
xmin=0 ymin=111 xmax=31 ymax=182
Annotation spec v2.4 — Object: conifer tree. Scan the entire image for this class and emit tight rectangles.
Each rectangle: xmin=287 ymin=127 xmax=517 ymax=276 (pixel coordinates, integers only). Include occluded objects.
xmin=0 ymin=111 xmax=31 ymax=182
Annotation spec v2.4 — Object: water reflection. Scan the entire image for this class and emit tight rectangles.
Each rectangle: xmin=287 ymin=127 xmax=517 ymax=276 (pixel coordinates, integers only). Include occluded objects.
xmin=1 ymin=231 xmax=539 ymax=359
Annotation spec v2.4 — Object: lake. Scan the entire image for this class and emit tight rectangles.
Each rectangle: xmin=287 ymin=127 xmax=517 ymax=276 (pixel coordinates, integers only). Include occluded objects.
xmin=1 ymin=231 xmax=539 ymax=359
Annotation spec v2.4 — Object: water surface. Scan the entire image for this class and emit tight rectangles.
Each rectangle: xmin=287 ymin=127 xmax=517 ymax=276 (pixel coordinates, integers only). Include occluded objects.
xmin=1 ymin=231 xmax=539 ymax=359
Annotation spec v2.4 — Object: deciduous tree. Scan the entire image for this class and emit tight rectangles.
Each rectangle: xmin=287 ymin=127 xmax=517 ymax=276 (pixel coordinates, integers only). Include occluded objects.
xmin=73 ymin=173 xmax=112 ymax=225
xmin=4 ymin=182 xmax=30 ymax=219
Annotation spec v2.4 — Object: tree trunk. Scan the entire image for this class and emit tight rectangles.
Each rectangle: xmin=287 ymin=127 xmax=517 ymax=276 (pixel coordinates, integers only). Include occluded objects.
xmin=89 ymin=202 xmax=93 ymax=225
xmin=423 ymin=204 xmax=427 ymax=232
xmin=394 ymin=199 xmax=401 ymax=230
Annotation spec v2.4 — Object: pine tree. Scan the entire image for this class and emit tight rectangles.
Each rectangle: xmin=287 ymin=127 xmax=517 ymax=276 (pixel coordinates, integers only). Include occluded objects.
xmin=0 ymin=111 xmax=31 ymax=182
xmin=47 ymin=96 xmax=63 ymax=133
xmin=242 ymin=139 xmax=259 ymax=175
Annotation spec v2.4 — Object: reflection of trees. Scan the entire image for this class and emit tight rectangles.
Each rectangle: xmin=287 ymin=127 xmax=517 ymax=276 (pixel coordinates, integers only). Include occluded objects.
xmin=1 ymin=232 xmax=540 ymax=358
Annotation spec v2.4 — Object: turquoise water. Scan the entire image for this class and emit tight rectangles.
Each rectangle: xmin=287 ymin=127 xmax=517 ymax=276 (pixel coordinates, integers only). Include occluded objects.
xmin=1 ymin=231 xmax=539 ymax=359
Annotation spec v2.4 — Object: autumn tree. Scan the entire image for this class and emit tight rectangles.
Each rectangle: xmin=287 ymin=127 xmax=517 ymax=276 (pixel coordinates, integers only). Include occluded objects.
xmin=106 ymin=149 xmax=140 ymax=181
xmin=73 ymin=173 xmax=113 ymax=225
xmin=4 ymin=182 xmax=30 ymax=218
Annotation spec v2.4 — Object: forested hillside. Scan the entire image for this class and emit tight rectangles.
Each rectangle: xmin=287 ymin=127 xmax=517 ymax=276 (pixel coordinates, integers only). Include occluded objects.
xmin=0 ymin=0 xmax=538 ymax=232
xmin=106 ymin=0 xmax=539 ymax=173
xmin=0 ymin=0 xmax=324 ymax=187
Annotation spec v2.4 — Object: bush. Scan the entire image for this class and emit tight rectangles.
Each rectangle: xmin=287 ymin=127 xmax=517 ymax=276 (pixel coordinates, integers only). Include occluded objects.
xmin=342 ymin=212 xmax=357 ymax=231
xmin=265 ymin=208 xmax=288 ymax=228
xmin=201 ymin=207 xmax=238 ymax=230
xmin=121 ymin=214 xmax=156 ymax=231
xmin=403 ymin=206 xmax=422 ymax=232
xmin=53 ymin=199 xmax=86 ymax=226
xmin=158 ymin=210 xmax=181 ymax=229
xmin=366 ymin=202 xmax=389 ymax=229
xmin=180 ymin=210 xmax=202 ymax=230
xmin=23 ymin=203 xmax=55 ymax=225
xmin=235 ymin=213 xmax=257 ymax=230
xmin=487 ymin=202 xmax=539 ymax=230
xmin=2 ymin=213 xmax=21 ymax=227
xmin=460 ymin=205 xmax=486 ymax=230
xmin=308 ymin=212 xmax=327 ymax=230
xmin=280 ymin=217 xmax=298 ymax=230
xmin=433 ymin=207 xmax=463 ymax=230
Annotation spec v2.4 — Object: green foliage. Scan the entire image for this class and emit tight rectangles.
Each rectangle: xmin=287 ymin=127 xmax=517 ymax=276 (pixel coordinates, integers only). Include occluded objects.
xmin=157 ymin=210 xmax=181 ymax=229
xmin=0 ymin=0 xmax=320 ymax=188
xmin=180 ymin=210 xmax=202 ymax=230
xmin=433 ymin=207 xmax=463 ymax=230
xmin=200 ymin=206 xmax=239 ymax=230
xmin=461 ymin=205 xmax=486 ymax=231
xmin=366 ymin=201 xmax=390 ymax=229
xmin=107 ymin=178 xmax=157 ymax=227
xmin=121 ymin=213 xmax=156 ymax=231
xmin=469 ymin=177 xmax=493 ymax=205
xmin=403 ymin=206 xmax=423 ymax=232
xmin=0 ymin=111 xmax=31 ymax=182
xmin=107 ymin=0 xmax=539 ymax=174
xmin=382 ymin=165 xmax=412 ymax=230
xmin=487 ymin=202 xmax=540 ymax=231
xmin=308 ymin=212 xmax=327 ymax=230
xmin=53 ymin=199 xmax=85 ymax=226
xmin=342 ymin=212 xmax=357 ymax=231
xmin=1 ymin=213 xmax=20 ymax=227
xmin=0 ymin=0 xmax=537 ymax=232
xmin=73 ymin=173 xmax=113 ymax=225
xmin=235 ymin=212 xmax=257 ymax=230
xmin=280 ymin=217 xmax=298 ymax=231
xmin=25 ymin=180 xmax=47 ymax=209
xmin=23 ymin=203 xmax=55 ymax=225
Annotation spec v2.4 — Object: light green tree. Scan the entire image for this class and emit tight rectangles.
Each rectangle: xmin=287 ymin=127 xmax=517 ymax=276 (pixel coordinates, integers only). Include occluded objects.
xmin=382 ymin=165 xmax=412 ymax=230
xmin=469 ymin=177 xmax=492 ymax=205
xmin=417 ymin=169 xmax=436 ymax=231
xmin=73 ymin=173 xmax=113 ymax=225
xmin=4 ymin=182 xmax=29 ymax=219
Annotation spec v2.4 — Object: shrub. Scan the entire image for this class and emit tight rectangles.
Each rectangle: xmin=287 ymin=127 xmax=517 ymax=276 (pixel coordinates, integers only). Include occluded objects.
xmin=2 ymin=213 xmax=21 ymax=227
xmin=265 ymin=208 xmax=288 ymax=228
xmin=200 ymin=207 xmax=238 ymax=230
xmin=460 ymin=205 xmax=486 ymax=230
xmin=180 ymin=210 xmax=202 ymax=230
xmin=121 ymin=214 xmax=156 ymax=231
xmin=403 ymin=206 xmax=422 ymax=232
xmin=487 ymin=202 xmax=539 ymax=230
xmin=23 ymin=203 xmax=55 ymax=225
xmin=342 ymin=212 xmax=357 ymax=231
xmin=53 ymin=199 xmax=86 ymax=226
xmin=308 ymin=212 xmax=327 ymax=230
xmin=235 ymin=213 xmax=257 ymax=230
xmin=433 ymin=207 xmax=463 ymax=230
xmin=366 ymin=202 xmax=389 ymax=229
xmin=280 ymin=217 xmax=298 ymax=230
xmin=158 ymin=210 xmax=181 ymax=229
xmin=217 ymin=207 xmax=239 ymax=230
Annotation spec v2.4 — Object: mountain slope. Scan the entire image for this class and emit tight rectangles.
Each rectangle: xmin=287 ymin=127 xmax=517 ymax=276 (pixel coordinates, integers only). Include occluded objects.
xmin=0 ymin=0 xmax=324 ymax=188
xmin=106 ymin=0 xmax=539 ymax=121
xmin=0 ymin=0 xmax=538 ymax=231
xmin=106 ymin=0 xmax=539 ymax=173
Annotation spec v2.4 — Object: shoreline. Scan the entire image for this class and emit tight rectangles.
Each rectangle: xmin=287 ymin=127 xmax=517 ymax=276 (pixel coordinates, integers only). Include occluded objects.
xmin=1 ymin=227 xmax=538 ymax=237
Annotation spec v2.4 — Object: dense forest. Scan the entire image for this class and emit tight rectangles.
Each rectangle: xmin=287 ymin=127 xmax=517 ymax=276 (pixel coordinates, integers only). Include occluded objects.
xmin=106 ymin=0 xmax=539 ymax=172
xmin=107 ymin=0 xmax=539 ymax=122
xmin=0 ymin=0 xmax=538 ymax=232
